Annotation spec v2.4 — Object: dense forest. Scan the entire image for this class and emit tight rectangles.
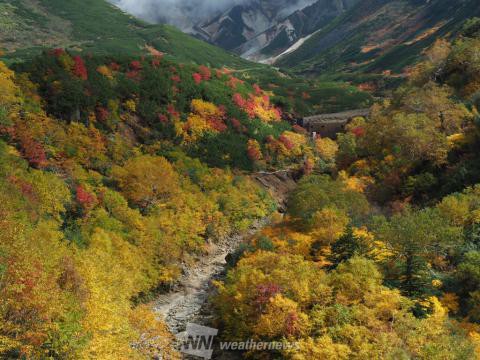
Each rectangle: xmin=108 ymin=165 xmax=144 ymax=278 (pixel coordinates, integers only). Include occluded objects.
xmin=0 ymin=46 xmax=313 ymax=358
xmin=213 ymin=19 xmax=480 ymax=359
xmin=2 ymin=6 xmax=480 ymax=360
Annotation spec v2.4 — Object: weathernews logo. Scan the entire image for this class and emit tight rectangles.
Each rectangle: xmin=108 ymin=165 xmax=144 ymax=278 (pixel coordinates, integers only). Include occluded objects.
xmin=176 ymin=323 xmax=298 ymax=359
xmin=177 ymin=323 xmax=218 ymax=359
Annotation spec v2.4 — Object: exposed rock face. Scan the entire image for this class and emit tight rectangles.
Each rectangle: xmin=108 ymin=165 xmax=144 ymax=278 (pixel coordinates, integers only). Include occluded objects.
xmin=237 ymin=0 xmax=360 ymax=62
xmin=253 ymin=170 xmax=298 ymax=212
xmin=193 ymin=0 xmax=317 ymax=50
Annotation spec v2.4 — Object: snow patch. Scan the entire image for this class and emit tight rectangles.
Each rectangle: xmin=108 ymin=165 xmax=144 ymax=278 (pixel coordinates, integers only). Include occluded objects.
xmin=257 ymin=29 xmax=318 ymax=64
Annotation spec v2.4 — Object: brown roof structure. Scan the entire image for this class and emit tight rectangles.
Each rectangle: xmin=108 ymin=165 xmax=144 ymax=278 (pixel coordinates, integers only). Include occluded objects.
xmin=302 ymin=108 xmax=370 ymax=138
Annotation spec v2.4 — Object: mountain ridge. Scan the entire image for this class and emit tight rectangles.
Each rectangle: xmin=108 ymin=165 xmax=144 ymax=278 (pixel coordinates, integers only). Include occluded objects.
xmin=276 ymin=0 xmax=480 ymax=75
xmin=235 ymin=0 xmax=360 ymax=62
xmin=192 ymin=0 xmax=317 ymax=51
xmin=0 ymin=0 xmax=252 ymax=68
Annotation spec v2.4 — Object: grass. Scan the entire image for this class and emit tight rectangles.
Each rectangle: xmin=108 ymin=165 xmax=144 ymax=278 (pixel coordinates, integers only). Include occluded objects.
xmin=0 ymin=0 xmax=256 ymax=69
xmin=277 ymin=0 xmax=480 ymax=77
xmin=238 ymin=67 xmax=373 ymax=116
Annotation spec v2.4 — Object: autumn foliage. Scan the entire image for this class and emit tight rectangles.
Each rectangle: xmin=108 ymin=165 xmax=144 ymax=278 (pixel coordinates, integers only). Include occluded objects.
xmin=72 ymin=56 xmax=88 ymax=80
xmin=213 ymin=29 xmax=480 ymax=359
xmin=7 ymin=31 xmax=480 ymax=359
xmin=0 ymin=57 xmax=278 ymax=358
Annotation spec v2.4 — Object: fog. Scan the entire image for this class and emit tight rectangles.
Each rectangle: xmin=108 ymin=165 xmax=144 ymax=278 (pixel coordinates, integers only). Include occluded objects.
xmin=110 ymin=0 xmax=249 ymax=30
xmin=110 ymin=0 xmax=317 ymax=31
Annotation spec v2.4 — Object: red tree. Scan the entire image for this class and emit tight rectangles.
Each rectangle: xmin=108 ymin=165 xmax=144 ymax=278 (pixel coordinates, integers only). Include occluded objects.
xmin=285 ymin=312 xmax=301 ymax=336
xmin=255 ymin=283 xmax=282 ymax=311
xmin=130 ymin=60 xmax=142 ymax=71
xmin=109 ymin=62 xmax=121 ymax=71
xmin=198 ymin=65 xmax=211 ymax=80
xmin=167 ymin=104 xmax=180 ymax=118
xmin=76 ymin=185 xmax=96 ymax=210
xmin=51 ymin=48 xmax=66 ymax=57
xmin=192 ymin=73 xmax=202 ymax=85
xmin=351 ymin=126 xmax=365 ymax=137
xmin=20 ymin=136 xmax=48 ymax=168
xmin=158 ymin=114 xmax=169 ymax=123
xmin=279 ymin=134 xmax=294 ymax=150
xmin=96 ymin=107 xmax=110 ymax=122
xmin=72 ymin=56 xmax=88 ymax=80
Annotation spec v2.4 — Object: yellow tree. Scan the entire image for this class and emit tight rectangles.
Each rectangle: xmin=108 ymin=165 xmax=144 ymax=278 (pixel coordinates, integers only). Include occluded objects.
xmin=112 ymin=155 xmax=179 ymax=209
xmin=0 ymin=61 xmax=20 ymax=107
xmin=315 ymin=137 xmax=338 ymax=163
xmin=180 ymin=99 xmax=226 ymax=142
xmin=75 ymin=229 xmax=145 ymax=360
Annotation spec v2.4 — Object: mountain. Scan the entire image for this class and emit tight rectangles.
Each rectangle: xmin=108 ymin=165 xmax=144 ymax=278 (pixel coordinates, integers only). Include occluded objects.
xmin=276 ymin=0 xmax=480 ymax=75
xmin=1 ymin=0 xmax=373 ymax=116
xmin=107 ymin=0 xmax=317 ymax=50
xmin=160 ymin=0 xmax=478 ymax=78
xmin=193 ymin=0 xmax=317 ymax=51
xmin=236 ymin=0 xmax=360 ymax=62
xmin=0 ymin=0 xmax=251 ymax=68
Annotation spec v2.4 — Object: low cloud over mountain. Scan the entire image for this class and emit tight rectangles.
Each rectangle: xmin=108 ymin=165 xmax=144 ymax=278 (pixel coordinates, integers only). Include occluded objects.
xmin=110 ymin=0 xmax=248 ymax=30
xmin=110 ymin=0 xmax=316 ymax=32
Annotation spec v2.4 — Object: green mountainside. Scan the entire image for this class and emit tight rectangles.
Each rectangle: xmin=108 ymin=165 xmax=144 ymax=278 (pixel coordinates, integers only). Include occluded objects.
xmin=277 ymin=0 xmax=480 ymax=76
xmin=0 ymin=0 xmax=372 ymax=116
xmin=0 ymin=0 xmax=251 ymax=68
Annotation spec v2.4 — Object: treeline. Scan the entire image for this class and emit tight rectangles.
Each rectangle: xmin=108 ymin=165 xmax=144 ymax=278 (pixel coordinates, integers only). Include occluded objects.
xmin=212 ymin=19 xmax=480 ymax=359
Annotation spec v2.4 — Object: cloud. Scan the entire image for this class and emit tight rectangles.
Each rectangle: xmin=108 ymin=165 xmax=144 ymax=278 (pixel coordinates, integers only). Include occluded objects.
xmin=110 ymin=0 xmax=248 ymax=30
xmin=110 ymin=0 xmax=318 ymax=31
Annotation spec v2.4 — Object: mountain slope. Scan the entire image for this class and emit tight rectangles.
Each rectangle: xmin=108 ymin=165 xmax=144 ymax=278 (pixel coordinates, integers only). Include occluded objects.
xmin=276 ymin=0 xmax=480 ymax=75
xmin=193 ymin=0 xmax=316 ymax=50
xmin=0 ymin=0 xmax=252 ymax=68
xmin=236 ymin=0 xmax=360 ymax=62
xmin=0 ymin=0 xmax=373 ymax=116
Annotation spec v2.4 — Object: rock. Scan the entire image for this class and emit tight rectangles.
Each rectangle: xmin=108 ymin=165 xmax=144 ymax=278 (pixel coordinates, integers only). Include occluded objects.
xmin=253 ymin=170 xmax=297 ymax=212
xmin=152 ymin=218 xmax=270 ymax=334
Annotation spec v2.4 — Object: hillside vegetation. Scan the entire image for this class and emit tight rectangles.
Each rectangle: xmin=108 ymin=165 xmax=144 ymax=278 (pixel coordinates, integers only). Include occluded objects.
xmin=0 ymin=41 xmax=369 ymax=357
xmin=0 ymin=46 xmax=313 ymax=357
xmin=4 ymin=1 xmax=480 ymax=359
xmin=0 ymin=0 xmax=373 ymax=116
xmin=277 ymin=0 xmax=480 ymax=77
xmin=212 ymin=20 xmax=480 ymax=359
xmin=0 ymin=0 xmax=251 ymax=68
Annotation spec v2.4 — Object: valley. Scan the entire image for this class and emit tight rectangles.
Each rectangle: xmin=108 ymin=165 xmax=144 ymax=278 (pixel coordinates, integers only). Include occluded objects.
xmin=155 ymin=170 xmax=296 ymax=333
xmin=154 ymin=218 xmax=269 ymax=334
xmin=1 ymin=1 xmax=480 ymax=359
xmin=114 ymin=0 xmax=480 ymax=80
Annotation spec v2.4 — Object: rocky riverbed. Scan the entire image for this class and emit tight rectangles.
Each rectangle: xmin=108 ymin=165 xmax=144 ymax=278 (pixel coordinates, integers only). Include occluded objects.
xmin=152 ymin=170 xmax=297 ymax=358
xmin=153 ymin=218 xmax=269 ymax=334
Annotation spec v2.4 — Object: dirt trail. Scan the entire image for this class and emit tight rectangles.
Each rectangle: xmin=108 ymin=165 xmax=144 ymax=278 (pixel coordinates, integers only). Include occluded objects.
xmin=153 ymin=170 xmax=297 ymax=334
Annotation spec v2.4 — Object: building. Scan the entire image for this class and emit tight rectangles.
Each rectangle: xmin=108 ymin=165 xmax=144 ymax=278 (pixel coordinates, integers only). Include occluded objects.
xmin=302 ymin=108 xmax=370 ymax=138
